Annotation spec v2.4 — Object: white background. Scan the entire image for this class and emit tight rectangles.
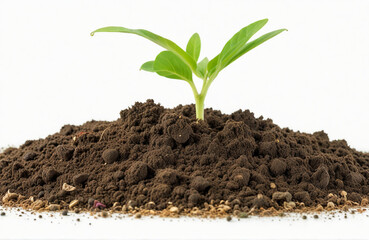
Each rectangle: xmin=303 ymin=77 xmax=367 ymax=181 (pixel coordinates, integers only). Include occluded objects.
xmin=1 ymin=1 xmax=369 ymax=239
xmin=0 ymin=0 xmax=369 ymax=151
xmin=1 ymin=206 xmax=369 ymax=240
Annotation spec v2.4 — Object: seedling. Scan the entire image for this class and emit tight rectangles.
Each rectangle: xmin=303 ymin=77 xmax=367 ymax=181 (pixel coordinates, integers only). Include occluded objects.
xmin=91 ymin=19 xmax=286 ymax=120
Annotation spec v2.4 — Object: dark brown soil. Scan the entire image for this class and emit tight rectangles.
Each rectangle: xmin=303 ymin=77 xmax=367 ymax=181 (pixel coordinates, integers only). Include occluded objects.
xmin=1 ymin=100 xmax=369 ymax=214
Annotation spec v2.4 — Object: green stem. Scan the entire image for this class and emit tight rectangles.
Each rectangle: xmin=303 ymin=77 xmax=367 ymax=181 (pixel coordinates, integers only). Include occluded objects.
xmin=195 ymin=94 xmax=205 ymax=120
xmin=200 ymin=77 xmax=212 ymax=99
xmin=188 ymin=77 xmax=213 ymax=120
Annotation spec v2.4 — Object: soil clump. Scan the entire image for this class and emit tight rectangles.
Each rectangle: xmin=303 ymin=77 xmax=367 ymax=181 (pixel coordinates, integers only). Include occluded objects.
xmin=1 ymin=100 xmax=369 ymax=217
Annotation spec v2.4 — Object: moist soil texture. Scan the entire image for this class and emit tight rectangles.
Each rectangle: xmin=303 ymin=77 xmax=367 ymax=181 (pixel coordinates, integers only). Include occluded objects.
xmin=1 ymin=100 xmax=369 ymax=217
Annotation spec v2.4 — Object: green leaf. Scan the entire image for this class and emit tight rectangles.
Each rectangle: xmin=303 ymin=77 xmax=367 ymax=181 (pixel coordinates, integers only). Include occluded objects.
xmin=91 ymin=26 xmax=197 ymax=73
xmin=140 ymin=61 xmax=155 ymax=72
xmin=225 ymin=29 xmax=287 ymax=67
xmin=218 ymin=19 xmax=268 ymax=70
xmin=186 ymin=33 xmax=201 ymax=62
xmin=153 ymin=51 xmax=193 ymax=82
xmin=197 ymin=57 xmax=209 ymax=79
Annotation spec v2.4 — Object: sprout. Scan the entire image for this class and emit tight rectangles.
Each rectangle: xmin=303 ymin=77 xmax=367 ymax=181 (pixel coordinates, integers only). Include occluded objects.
xmin=91 ymin=19 xmax=287 ymax=120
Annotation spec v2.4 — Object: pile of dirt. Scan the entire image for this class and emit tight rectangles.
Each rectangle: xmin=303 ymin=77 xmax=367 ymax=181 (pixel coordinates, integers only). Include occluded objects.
xmin=1 ymin=100 xmax=368 ymax=216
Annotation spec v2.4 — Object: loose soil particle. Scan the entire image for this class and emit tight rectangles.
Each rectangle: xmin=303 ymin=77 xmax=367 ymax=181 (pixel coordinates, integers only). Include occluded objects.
xmin=1 ymin=100 xmax=369 ymax=217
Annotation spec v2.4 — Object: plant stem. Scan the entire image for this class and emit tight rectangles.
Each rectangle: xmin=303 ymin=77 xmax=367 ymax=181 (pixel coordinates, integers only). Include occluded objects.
xmin=188 ymin=81 xmax=203 ymax=120
xmin=195 ymin=94 xmax=205 ymax=120
xmin=189 ymin=77 xmax=213 ymax=120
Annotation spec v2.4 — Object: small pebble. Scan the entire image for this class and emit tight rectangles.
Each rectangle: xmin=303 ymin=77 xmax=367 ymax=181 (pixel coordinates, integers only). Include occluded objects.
xmin=1 ymin=212 xmax=5 ymax=216
xmin=226 ymin=216 xmax=232 ymax=222
xmin=62 ymin=183 xmax=76 ymax=192
xmin=147 ymin=201 xmax=155 ymax=209
xmin=38 ymin=215 xmax=42 ymax=218
xmin=69 ymin=200 xmax=79 ymax=209
xmin=222 ymin=205 xmax=232 ymax=212
xmin=169 ymin=207 xmax=179 ymax=213
xmin=101 ymin=211 xmax=109 ymax=218
xmin=76 ymin=218 xmax=80 ymax=222
xmin=340 ymin=190 xmax=347 ymax=197
xmin=37 ymin=191 xmax=45 ymax=198
xmin=313 ymin=215 xmax=319 ymax=219
xmin=315 ymin=204 xmax=324 ymax=211
xmin=302 ymin=215 xmax=307 ymax=220
xmin=102 ymin=149 xmax=119 ymax=164
xmin=361 ymin=198 xmax=369 ymax=206
xmin=272 ymin=191 xmax=292 ymax=202
xmin=23 ymin=151 xmax=37 ymax=161
xmin=88 ymin=198 xmax=95 ymax=207
xmin=284 ymin=201 xmax=296 ymax=209
xmin=327 ymin=201 xmax=335 ymax=209
xmin=73 ymin=173 xmax=89 ymax=185
xmin=238 ymin=212 xmax=249 ymax=218
xmin=48 ymin=204 xmax=61 ymax=211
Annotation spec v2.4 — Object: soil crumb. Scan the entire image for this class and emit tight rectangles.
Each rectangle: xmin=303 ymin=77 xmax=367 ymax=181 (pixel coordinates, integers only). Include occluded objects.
xmin=1 ymin=100 xmax=369 ymax=217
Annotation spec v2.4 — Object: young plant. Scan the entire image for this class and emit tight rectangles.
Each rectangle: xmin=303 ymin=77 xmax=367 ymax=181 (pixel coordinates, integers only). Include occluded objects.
xmin=91 ymin=19 xmax=286 ymax=120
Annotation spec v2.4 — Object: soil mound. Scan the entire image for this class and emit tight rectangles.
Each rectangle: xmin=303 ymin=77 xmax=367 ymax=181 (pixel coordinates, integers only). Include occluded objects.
xmin=1 ymin=100 xmax=369 ymax=216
